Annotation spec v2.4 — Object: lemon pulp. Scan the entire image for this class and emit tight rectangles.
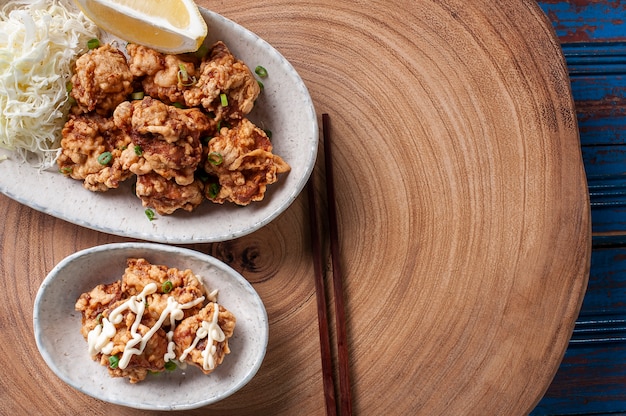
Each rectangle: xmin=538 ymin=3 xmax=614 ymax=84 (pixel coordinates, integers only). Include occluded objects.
xmin=73 ymin=0 xmax=207 ymax=53
xmin=87 ymin=1 xmax=186 ymax=49
xmin=106 ymin=0 xmax=190 ymax=28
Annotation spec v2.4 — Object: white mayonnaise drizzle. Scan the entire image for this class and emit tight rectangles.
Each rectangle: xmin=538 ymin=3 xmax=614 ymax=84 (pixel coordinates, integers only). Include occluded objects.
xmin=87 ymin=282 xmax=205 ymax=370
xmin=179 ymin=302 xmax=225 ymax=371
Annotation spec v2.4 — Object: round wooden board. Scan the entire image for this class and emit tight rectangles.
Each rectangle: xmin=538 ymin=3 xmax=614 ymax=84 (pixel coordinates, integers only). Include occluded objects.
xmin=0 ymin=0 xmax=590 ymax=415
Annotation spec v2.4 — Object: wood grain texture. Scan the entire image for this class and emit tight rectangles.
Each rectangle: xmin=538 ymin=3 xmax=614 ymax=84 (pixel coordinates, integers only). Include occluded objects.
xmin=0 ymin=0 xmax=590 ymax=415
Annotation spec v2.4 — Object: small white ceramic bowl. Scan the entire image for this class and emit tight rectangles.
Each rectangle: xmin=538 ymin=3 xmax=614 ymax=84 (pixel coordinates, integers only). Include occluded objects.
xmin=33 ymin=242 xmax=268 ymax=411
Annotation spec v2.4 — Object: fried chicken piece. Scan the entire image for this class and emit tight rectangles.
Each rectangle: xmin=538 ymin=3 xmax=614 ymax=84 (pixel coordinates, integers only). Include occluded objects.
xmin=131 ymin=128 xmax=201 ymax=186
xmin=204 ymin=118 xmax=290 ymax=205
xmin=70 ymin=43 xmax=134 ymax=115
xmin=135 ymin=173 xmax=205 ymax=215
xmin=75 ymin=281 xmax=169 ymax=383
xmin=75 ymin=280 xmax=123 ymax=339
xmin=57 ymin=114 xmax=133 ymax=192
xmin=114 ymin=96 xmax=214 ymax=144
xmin=76 ymin=258 xmax=237 ymax=383
xmin=173 ymin=302 xmax=236 ymax=374
xmin=122 ymin=258 xmax=205 ymax=322
xmin=97 ymin=307 xmax=169 ymax=383
xmin=184 ymin=41 xmax=260 ymax=121
xmin=126 ymin=43 xmax=198 ymax=106
xmin=114 ymin=97 xmax=214 ymax=186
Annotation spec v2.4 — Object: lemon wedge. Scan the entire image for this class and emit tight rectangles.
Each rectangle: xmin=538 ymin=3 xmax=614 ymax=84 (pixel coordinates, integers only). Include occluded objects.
xmin=72 ymin=0 xmax=208 ymax=53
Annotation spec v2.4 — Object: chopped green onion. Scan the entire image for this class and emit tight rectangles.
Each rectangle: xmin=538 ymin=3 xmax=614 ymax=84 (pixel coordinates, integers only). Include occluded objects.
xmin=164 ymin=361 xmax=177 ymax=371
xmin=178 ymin=64 xmax=188 ymax=81
xmin=87 ymin=38 xmax=100 ymax=50
xmin=257 ymin=80 xmax=264 ymax=91
xmin=97 ymin=151 xmax=112 ymax=165
xmin=96 ymin=313 xmax=103 ymax=325
xmin=177 ymin=64 xmax=196 ymax=86
xmin=207 ymin=183 xmax=220 ymax=199
xmin=173 ymin=102 xmax=186 ymax=109
xmin=162 ymin=280 xmax=173 ymax=293
xmin=255 ymin=65 xmax=268 ymax=78
xmin=66 ymin=81 xmax=73 ymax=93
xmin=264 ymin=129 xmax=272 ymax=140
xmin=131 ymin=91 xmax=144 ymax=100
xmin=109 ymin=355 xmax=120 ymax=369
xmin=59 ymin=167 xmax=72 ymax=174
xmin=145 ymin=208 xmax=155 ymax=221
xmin=207 ymin=152 xmax=223 ymax=166
xmin=68 ymin=96 xmax=76 ymax=106
xmin=220 ymin=93 xmax=228 ymax=107
xmin=134 ymin=145 xmax=143 ymax=156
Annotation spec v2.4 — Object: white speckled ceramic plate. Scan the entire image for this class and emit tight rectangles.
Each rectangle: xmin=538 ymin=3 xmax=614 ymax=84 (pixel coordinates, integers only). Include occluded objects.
xmin=0 ymin=8 xmax=317 ymax=243
xmin=33 ymin=243 xmax=268 ymax=411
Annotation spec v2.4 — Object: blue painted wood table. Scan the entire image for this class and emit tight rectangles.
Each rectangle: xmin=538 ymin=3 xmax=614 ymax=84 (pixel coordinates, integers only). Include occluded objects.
xmin=533 ymin=1 xmax=626 ymax=414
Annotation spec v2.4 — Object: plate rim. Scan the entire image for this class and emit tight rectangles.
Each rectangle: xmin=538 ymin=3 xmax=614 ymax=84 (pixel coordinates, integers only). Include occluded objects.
xmin=0 ymin=7 xmax=318 ymax=244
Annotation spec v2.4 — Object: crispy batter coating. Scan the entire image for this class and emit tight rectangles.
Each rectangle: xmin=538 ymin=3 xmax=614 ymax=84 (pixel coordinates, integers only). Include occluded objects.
xmin=98 ymin=307 xmax=169 ymax=383
xmin=184 ymin=41 xmax=260 ymax=120
xmin=114 ymin=97 xmax=214 ymax=186
xmin=126 ymin=43 xmax=199 ymax=106
xmin=61 ymin=41 xmax=288 ymax=213
xmin=135 ymin=173 xmax=205 ymax=215
xmin=75 ymin=278 xmax=168 ymax=384
xmin=57 ymin=114 xmax=133 ymax=192
xmin=122 ymin=258 xmax=205 ymax=322
xmin=114 ymin=96 xmax=215 ymax=144
xmin=70 ymin=44 xmax=134 ymax=115
xmin=75 ymin=280 xmax=123 ymax=339
xmin=173 ymin=302 xmax=236 ymax=374
xmin=75 ymin=258 xmax=233 ymax=384
xmin=204 ymin=118 xmax=290 ymax=205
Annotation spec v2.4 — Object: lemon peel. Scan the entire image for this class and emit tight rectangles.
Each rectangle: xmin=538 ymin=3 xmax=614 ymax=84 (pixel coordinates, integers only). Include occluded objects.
xmin=73 ymin=0 xmax=208 ymax=54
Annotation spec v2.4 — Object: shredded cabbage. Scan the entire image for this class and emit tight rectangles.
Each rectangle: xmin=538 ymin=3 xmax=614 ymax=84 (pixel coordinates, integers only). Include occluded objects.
xmin=0 ymin=0 xmax=99 ymax=169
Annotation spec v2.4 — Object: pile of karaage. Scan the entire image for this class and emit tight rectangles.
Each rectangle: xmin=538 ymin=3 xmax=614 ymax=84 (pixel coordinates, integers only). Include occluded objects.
xmin=75 ymin=258 xmax=236 ymax=383
xmin=58 ymin=40 xmax=290 ymax=215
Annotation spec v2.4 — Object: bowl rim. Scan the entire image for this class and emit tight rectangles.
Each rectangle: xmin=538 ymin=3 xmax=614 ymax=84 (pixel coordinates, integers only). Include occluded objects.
xmin=33 ymin=242 xmax=269 ymax=410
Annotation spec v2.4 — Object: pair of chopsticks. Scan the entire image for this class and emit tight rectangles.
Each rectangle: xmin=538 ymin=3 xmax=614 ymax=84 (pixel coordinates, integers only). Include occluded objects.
xmin=307 ymin=113 xmax=352 ymax=416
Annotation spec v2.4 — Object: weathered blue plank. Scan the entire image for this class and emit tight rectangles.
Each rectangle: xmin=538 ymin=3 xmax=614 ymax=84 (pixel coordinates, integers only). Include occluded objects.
xmin=571 ymin=73 xmax=626 ymax=102
xmin=531 ymin=246 xmax=626 ymax=415
xmin=534 ymin=1 xmax=626 ymax=415
xmin=563 ymin=42 xmax=626 ymax=76
xmin=564 ymin=44 xmax=626 ymax=147
xmin=531 ymin=344 xmax=626 ymax=415
xmin=588 ymin=175 xmax=626 ymax=234
xmin=578 ymin=116 xmax=626 ymax=147
xmin=574 ymin=245 xmax=626 ymax=314
xmin=539 ymin=1 xmax=626 ymax=42
xmin=583 ymin=145 xmax=626 ymax=178
xmin=569 ymin=69 xmax=626 ymax=147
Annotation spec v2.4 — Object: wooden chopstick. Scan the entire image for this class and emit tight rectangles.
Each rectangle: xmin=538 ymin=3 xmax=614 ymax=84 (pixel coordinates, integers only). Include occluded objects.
xmin=308 ymin=113 xmax=352 ymax=416
xmin=322 ymin=113 xmax=353 ymax=416
xmin=308 ymin=175 xmax=337 ymax=416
